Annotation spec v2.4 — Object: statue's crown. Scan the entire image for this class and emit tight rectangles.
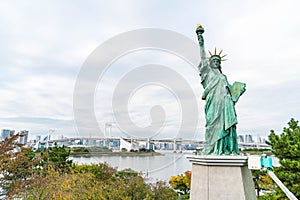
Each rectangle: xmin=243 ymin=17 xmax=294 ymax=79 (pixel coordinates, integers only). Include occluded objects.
xmin=209 ymin=48 xmax=227 ymax=62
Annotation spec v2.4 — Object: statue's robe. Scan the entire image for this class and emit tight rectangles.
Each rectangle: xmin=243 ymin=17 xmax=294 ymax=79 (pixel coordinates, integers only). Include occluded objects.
xmin=199 ymin=62 xmax=245 ymax=155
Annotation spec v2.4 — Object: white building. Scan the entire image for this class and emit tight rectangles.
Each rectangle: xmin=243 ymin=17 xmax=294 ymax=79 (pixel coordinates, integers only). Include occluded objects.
xmin=19 ymin=130 xmax=29 ymax=144
xmin=119 ymin=138 xmax=139 ymax=151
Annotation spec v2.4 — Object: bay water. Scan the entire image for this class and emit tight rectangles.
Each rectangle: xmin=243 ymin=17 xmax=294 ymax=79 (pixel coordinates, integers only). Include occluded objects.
xmin=70 ymin=150 xmax=192 ymax=182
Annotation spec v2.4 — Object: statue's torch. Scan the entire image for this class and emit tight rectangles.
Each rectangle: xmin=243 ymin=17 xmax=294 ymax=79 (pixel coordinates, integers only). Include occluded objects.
xmin=196 ymin=24 xmax=205 ymax=35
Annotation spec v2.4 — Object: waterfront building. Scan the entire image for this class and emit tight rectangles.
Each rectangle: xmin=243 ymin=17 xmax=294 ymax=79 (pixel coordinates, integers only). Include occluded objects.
xmin=36 ymin=135 xmax=41 ymax=142
xmin=257 ymin=136 xmax=262 ymax=143
xmin=238 ymin=135 xmax=244 ymax=143
xmin=120 ymin=138 xmax=139 ymax=151
xmin=19 ymin=130 xmax=29 ymax=144
xmin=1 ymin=129 xmax=15 ymax=140
xmin=245 ymin=134 xmax=254 ymax=143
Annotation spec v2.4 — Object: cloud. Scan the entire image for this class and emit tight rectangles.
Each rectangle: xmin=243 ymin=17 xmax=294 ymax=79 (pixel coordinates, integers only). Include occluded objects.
xmin=0 ymin=1 xmax=299 ymax=141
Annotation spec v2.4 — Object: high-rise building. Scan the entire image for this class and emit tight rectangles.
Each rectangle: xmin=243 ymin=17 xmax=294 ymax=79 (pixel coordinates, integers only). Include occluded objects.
xmin=245 ymin=134 xmax=254 ymax=143
xmin=19 ymin=130 xmax=29 ymax=144
xmin=257 ymin=136 xmax=262 ymax=143
xmin=1 ymin=129 xmax=14 ymax=140
xmin=36 ymin=135 xmax=41 ymax=142
xmin=10 ymin=130 xmax=15 ymax=136
xmin=238 ymin=135 xmax=244 ymax=143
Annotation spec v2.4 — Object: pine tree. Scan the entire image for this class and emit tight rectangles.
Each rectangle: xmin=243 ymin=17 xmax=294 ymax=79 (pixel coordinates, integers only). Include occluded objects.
xmin=266 ymin=118 xmax=300 ymax=199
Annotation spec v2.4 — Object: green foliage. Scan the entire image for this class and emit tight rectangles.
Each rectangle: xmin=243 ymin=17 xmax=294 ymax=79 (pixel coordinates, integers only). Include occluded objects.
xmin=115 ymin=168 xmax=153 ymax=199
xmin=42 ymin=144 xmax=72 ymax=171
xmin=266 ymin=118 xmax=300 ymax=199
xmin=71 ymin=146 xmax=112 ymax=153
xmin=73 ymin=162 xmax=117 ymax=181
xmin=149 ymin=181 xmax=177 ymax=200
xmin=115 ymin=168 xmax=138 ymax=181
xmin=139 ymin=148 xmax=154 ymax=152
xmin=48 ymin=144 xmax=72 ymax=165
xmin=124 ymin=176 xmax=151 ymax=199
xmin=70 ymin=146 xmax=89 ymax=152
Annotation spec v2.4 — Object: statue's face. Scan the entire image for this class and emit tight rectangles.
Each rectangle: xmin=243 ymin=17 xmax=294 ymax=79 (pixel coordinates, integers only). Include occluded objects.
xmin=210 ymin=59 xmax=221 ymax=70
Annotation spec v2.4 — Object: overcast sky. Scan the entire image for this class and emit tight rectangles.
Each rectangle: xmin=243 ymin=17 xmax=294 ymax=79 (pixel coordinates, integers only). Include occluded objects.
xmin=0 ymin=0 xmax=299 ymax=140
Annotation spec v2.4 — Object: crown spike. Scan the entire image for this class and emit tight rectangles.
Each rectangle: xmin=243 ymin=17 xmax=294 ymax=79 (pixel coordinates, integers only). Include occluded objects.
xmin=219 ymin=49 xmax=223 ymax=56
xmin=209 ymin=48 xmax=227 ymax=62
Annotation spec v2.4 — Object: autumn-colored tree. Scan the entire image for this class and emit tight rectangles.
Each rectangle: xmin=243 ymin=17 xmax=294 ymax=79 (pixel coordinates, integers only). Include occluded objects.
xmin=169 ymin=170 xmax=191 ymax=194
xmin=252 ymin=170 xmax=277 ymax=198
xmin=19 ymin=163 xmax=176 ymax=200
xmin=0 ymin=133 xmax=41 ymax=198
xmin=19 ymin=166 xmax=118 ymax=200
xmin=1 ymin=134 xmax=177 ymax=199
xmin=184 ymin=170 xmax=191 ymax=189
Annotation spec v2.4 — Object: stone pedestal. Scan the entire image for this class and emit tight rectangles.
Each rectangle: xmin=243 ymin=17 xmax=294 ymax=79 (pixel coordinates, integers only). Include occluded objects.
xmin=187 ymin=155 xmax=256 ymax=200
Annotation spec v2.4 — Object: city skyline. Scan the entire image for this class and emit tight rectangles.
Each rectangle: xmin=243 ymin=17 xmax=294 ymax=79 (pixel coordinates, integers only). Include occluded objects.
xmin=0 ymin=127 xmax=268 ymax=144
xmin=0 ymin=1 xmax=299 ymax=140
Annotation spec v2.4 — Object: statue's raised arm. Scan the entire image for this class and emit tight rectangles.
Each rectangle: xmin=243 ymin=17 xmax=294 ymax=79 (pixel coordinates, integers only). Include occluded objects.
xmin=196 ymin=24 xmax=209 ymax=72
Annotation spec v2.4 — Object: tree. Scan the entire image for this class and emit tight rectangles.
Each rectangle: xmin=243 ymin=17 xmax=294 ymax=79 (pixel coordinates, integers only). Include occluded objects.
xmin=266 ymin=118 xmax=300 ymax=199
xmin=19 ymin=164 xmax=176 ymax=200
xmin=149 ymin=181 xmax=177 ymax=200
xmin=183 ymin=170 xmax=191 ymax=190
xmin=169 ymin=170 xmax=191 ymax=195
xmin=73 ymin=162 xmax=116 ymax=181
xmin=42 ymin=143 xmax=72 ymax=171
xmin=0 ymin=133 xmax=41 ymax=198
xmin=1 ymin=135 xmax=176 ymax=199
xmin=252 ymin=170 xmax=276 ymax=198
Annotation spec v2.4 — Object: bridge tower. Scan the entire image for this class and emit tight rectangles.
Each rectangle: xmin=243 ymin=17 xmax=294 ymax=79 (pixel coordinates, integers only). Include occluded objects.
xmin=147 ymin=137 xmax=150 ymax=150
xmin=105 ymin=123 xmax=113 ymax=148
xmin=173 ymin=139 xmax=177 ymax=151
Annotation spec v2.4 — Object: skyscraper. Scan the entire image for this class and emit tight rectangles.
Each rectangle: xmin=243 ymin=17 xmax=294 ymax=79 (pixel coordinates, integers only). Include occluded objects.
xmin=19 ymin=130 xmax=29 ymax=144
xmin=257 ymin=136 xmax=262 ymax=143
xmin=1 ymin=129 xmax=14 ymax=141
xmin=36 ymin=135 xmax=41 ymax=142
xmin=238 ymin=135 xmax=244 ymax=143
xmin=245 ymin=134 xmax=254 ymax=143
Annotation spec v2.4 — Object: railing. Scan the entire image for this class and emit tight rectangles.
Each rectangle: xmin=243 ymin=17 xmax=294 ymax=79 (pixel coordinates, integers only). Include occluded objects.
xmin=267 ymin=170 xmax=298 ymax=200
xmin=249 ymin=155 xmax=298 ymax=200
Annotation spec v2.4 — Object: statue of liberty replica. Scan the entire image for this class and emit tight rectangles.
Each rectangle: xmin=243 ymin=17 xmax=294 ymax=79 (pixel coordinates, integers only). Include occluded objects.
xmin=188 ymin=25 xmax=256 ymax=200
xmin=196 ymin=24 xmax=246 ymax=155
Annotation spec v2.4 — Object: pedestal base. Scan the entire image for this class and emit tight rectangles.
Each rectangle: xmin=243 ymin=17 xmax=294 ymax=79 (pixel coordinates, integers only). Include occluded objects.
xmin=187 ymin=155 xmax=256 ymax=200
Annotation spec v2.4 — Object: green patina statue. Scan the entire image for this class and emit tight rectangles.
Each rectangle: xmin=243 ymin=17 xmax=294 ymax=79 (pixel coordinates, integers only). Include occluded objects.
xmin=196 ymin=24 xmax=246 ymax=155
